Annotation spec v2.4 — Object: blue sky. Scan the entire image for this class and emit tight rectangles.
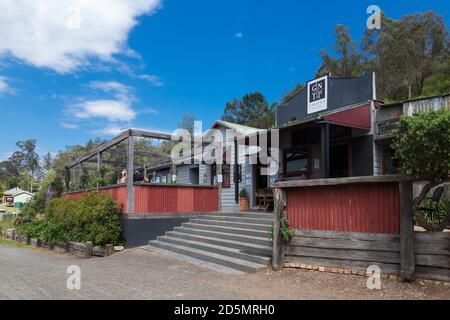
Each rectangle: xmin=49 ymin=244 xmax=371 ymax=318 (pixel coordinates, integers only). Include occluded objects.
xmin=0 ymin=0 xmax=448 ymax=160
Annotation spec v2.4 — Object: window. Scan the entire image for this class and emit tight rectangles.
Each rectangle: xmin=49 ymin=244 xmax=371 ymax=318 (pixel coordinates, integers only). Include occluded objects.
xmin=284 ymin=148 xmax=310 ymax=177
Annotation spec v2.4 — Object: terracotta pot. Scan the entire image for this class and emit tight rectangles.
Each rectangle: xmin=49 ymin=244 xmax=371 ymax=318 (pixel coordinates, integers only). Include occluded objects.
xmin=240 ymin=197 xmax=249 ymax=211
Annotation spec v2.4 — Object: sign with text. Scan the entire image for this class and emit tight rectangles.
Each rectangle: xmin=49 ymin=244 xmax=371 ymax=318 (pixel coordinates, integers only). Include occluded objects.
xmin=307 ymin=75 xmax=328 ymax=114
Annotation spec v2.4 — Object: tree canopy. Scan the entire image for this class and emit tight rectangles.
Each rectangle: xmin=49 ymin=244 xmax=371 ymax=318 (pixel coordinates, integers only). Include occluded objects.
xmin=285 ymin=10 xmax=449 ymax=103
xmin=221 ymin=92 xmax=276 ymax=129
xmin=317 ymin=24 xmax=365 ymax=78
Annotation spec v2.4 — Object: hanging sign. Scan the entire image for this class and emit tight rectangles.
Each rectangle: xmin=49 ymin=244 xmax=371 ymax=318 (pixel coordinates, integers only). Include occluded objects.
xmin=307 ymin=75 xmax=328 ymax=114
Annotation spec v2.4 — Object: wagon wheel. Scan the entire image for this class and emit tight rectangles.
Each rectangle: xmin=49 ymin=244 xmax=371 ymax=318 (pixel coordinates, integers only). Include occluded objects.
xmin=413 ymin=181 xmax=450 ymax=232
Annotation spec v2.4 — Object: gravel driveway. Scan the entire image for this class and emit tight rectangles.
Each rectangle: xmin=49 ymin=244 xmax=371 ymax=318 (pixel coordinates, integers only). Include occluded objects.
xmin=0 ymin=243 xmax=448 ymax=300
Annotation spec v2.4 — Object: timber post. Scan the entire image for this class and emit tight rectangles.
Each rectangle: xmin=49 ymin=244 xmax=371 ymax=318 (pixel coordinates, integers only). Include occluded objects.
xmin=85 ymin=242 xmax=93 ymax=259
xmin=126 ymin=133 xmax=135 ymax=214
xmin=171 ymin=164 xmax=177 ymax=183
xmin=217 ymin=163 xmax=222 ymax=212
xmin=399 ymin=180 xmax=415 ymax=281
xmin=272 ymin=187 xmax=286 ymax=271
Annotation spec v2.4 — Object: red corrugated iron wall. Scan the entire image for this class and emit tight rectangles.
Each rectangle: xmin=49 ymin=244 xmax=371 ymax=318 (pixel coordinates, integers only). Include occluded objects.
xmin=286 ymin=182 xmax=400 ymax=234
xmin=63 ymin=186 xmax=127 ymax=213
xmin=134 ymin=185 xmax=218 ymax=214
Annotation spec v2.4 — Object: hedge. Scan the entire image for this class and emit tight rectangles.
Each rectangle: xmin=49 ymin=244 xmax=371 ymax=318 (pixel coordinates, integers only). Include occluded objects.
xmin=17 ymin=192 xmax=122 ymax=246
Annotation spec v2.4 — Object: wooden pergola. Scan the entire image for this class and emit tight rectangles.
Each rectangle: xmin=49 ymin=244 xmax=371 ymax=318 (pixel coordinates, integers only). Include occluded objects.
xmin=65 ymin=129 xmax=181 ymax=213
xmin=65 ymin=127 xmax=270 ymax=213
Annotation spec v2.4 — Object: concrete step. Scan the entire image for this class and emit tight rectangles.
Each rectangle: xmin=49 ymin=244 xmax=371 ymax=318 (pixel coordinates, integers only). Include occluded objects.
xmin=201 ymin=215 xmax=274 ymax=225
xmin=166 ymin=231 xmax=272 ymax=256
xmin=174 ymin=227 xmax=272 ymax=247
xmin=148 ymin=240 xmax=267 ymax=273
xmin=190 ymin=218 xmax=272 ymax=231
xmin=157 ymin=236 xmax=271 ymax=264
xmin=182 ymin=222 xmax=270 ymax=238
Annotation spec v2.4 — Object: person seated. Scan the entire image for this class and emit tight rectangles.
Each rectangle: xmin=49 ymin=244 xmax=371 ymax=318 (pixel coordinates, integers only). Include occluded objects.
xmin=119 ymin=170 xmax=127 ymax=184
xmin=133 ymin=168 xmax=145 ymax=182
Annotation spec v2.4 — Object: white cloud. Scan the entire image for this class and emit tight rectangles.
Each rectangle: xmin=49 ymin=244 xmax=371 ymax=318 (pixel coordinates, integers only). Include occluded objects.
xmin=89 ymin=80 xmax=130 ymax=94
xmin=61 ymin=123 xmax=79 ymax=129
xmin=65 ymin=80 xmax=161 ymax=133
xmin=0 ymin=76 xmax=13 ymax=95
xmin=0 ymin=0 xmax=161 ymax=73
xmin=66 ymin=80 xmax=137 ymax=121
xmin=235 ymin=32 xmax=243 ymax=38
xmin=69 ymin=99 xmax=136 ymax=121
xmin=139 ymin=74 xmax=164 ymax=86
xmin=141 ymin=107 xmax=158 ymax=115
xmin=91 ymin=125 xmax=127 ymax=136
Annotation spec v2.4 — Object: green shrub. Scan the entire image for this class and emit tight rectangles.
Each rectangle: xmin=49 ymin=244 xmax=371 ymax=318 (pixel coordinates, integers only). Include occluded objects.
xmin=17 ymin=220 xmax=70 ymax=245
xmin=0 ymin=214 xmax=16 ymax=233
xmin=280 ymin=218 xmax=294 ymax=242
xmin=72 ymin=192 xmax=122 ymax=245
xmin=45 ymin=197 xmax=78 ymax=228
xmin=45 ymin=192 xmax=122 ymax=246
xmin=392 ymin=108 xmax=450 ymax=179
xmin=268 ymin=218 xmax=294 ymax=242
xmin=239 ymin=188 xmax=248 ymax=198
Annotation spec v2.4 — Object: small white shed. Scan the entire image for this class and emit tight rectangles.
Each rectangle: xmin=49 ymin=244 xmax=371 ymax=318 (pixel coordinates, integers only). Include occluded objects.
xmin=13 ymin=191 xmax=33 ymax=204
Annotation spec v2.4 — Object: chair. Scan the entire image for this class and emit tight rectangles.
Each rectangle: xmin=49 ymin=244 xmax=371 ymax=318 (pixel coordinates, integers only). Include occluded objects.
xmin=417 ymin=186 xmax=445 ymax=217
xmin=255 ymin=189 xmax=274 ymax=212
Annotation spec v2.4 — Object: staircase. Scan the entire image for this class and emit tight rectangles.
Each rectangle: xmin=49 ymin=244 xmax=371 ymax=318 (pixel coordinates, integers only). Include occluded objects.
xmin=148 ymin=212 xmax=274 ymax=273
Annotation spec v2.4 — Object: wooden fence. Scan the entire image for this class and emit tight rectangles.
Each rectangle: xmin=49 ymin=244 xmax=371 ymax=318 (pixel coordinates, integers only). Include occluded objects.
xmin=272 ymin=175 xmax=450 ymax=282
xmin=134 ymin=184 xmax=219 ymax=213
xmin=64 ymin=184 xmax=127 ymax=212
xmin=64 ymin=183 xmax=219 ymax=214
xmin=284 ymin=229 xmax=449 ymax=282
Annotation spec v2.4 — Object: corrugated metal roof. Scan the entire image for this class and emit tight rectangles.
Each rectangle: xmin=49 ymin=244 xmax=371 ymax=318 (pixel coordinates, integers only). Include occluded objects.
xmin=4 ymin=187 xmax=27 ymax=196
xmin=213 ymin=120 xmax=265 ymax=135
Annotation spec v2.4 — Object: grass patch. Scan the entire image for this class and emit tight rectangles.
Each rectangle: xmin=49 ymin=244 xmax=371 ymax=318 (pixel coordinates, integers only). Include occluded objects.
xmin=0 ymin=237 xmax=28 ymax=249
xmin=0 ymin=205 xmax=21 ymax=214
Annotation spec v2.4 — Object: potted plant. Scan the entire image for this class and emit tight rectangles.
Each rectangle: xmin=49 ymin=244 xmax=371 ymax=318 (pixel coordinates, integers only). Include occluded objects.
xmin=239 ymin=188 xmax=249 ymax=211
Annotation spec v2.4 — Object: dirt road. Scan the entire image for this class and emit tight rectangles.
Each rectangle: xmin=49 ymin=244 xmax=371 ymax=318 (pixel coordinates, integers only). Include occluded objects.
xmin=0 ymin=243 xmax=448 ymax=300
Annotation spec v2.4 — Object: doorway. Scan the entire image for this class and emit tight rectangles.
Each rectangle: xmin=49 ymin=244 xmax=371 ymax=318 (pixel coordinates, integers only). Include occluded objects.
xmin=330 ymin=144 xmax=350 ymax=178
xmin=189 ymin=166 xmax=200 ymax=185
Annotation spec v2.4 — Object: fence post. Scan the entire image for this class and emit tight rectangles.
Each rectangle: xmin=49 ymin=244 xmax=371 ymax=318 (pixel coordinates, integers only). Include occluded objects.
xmin=272 ymin=187 xmax=286 ymax=271
xmin=399 ymin=181 xmax=415 ymax=281
xmin=105 ymin=244 xmax=114 ymax=257
xmin=217 ymin=164 xmax=222 ymax=212
xmin=85 ymin=242 xmax=93 ymax=259
xmin=64 ymin=240 xmax=70 ymax=253
xmin=126 ymin=133 xmax=135 ymax=214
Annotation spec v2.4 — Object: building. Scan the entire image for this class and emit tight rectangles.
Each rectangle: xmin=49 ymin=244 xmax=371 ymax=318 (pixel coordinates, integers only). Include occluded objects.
xmin=146 ymin=120 xmax=270 ymax=212
xmin=2 ymin=187 xmax=33 ymax=206
xmin=276 ymin=73 xmax=380 ymax=180
xmin=373 ymin=93 xmax=450 ymax=175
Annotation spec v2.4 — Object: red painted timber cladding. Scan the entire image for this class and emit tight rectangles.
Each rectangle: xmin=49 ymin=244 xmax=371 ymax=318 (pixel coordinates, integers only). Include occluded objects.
xmin=193 ymin=187 xmax=219 ymax=212
xmin=63 ymin=186 xmax=127 ymax=213
xmin=286 ymin=182 xmax=400 ymax=234
xmin=134 ymin=185 xmax=218 ymax=214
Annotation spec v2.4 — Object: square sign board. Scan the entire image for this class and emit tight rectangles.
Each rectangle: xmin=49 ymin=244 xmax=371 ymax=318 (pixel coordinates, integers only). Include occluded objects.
xmin=307 ymin=75 xmax=328 ymax=114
